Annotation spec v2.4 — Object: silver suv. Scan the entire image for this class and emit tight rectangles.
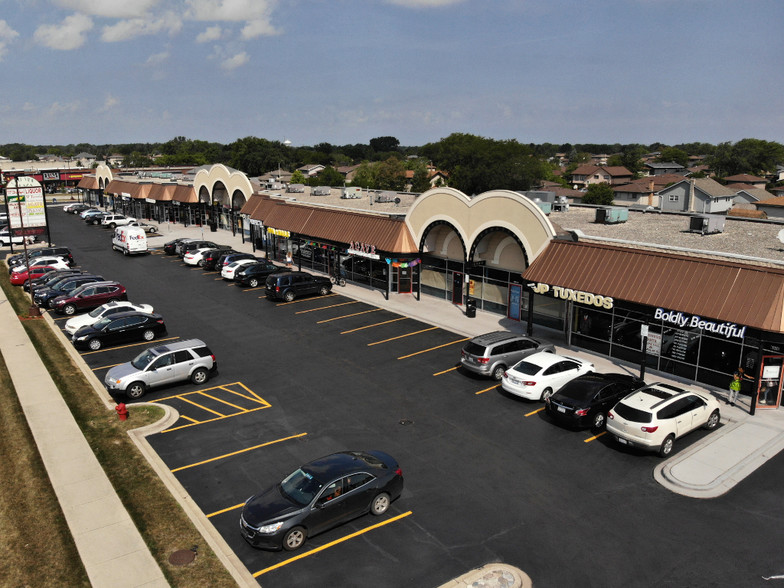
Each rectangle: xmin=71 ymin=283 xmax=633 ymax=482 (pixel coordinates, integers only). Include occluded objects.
xmin=460 ymin=331 xmax=554 ymax=381
xmin=105 ymin=339 xmax=216 ymax=399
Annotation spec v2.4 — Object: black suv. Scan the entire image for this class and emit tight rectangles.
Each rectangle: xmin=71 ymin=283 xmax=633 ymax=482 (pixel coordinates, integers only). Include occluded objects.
xmin=235 ymin=261 xmax=289 ymax=288
xmin=179 ymin=240 xmax=229 ymax=258
xmin=202 ymin=249 xmax=235 ymax=271
xmin=25 ymin=268 xmax=84 ymax=292
xmin=8 ymin=246 xmax=74 ymax=271
xmin=265 ymin=271 xmax=332 ymax=302
xmin=34 ymin=274 xmax=105 ymax=308
xmin=215 ymin=252 xmax=256 ymax=272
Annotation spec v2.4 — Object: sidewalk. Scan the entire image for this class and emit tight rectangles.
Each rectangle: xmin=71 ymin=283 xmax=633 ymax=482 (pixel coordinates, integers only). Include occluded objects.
xmin=0 ymin=284 xmax=168 ymax=587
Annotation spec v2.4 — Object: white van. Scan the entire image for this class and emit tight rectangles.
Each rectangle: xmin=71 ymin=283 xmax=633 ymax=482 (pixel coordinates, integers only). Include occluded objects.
xmin=112 ymin=226 xmax=148 ymax=256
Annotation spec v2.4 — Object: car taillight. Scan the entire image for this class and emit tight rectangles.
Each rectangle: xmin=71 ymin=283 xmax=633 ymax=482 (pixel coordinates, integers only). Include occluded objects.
xmin=477 ymin=357 xmax=489 ymax=364
xmin=210 ymin=354 xmax=216 ymax=362
xmin=156 ymin=319 xmax=164 ymax=324
xmin=275 ymin=285 xmax=281 ymax=292
xmin=575 ymin=408 xmax=588 ymax=416
xmin=395 ymin=467 xmax=402 ymax=477
xmin=522 ymin=381 xmax=536 ymax=386
xmin=641 ymin=425 xmax=658 ymax=433
xmin=608 ymin=411 xmax=614 ymax=420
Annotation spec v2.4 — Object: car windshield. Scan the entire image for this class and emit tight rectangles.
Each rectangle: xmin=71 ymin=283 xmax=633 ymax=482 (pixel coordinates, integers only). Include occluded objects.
xmin=88 ymin=305 xmax=109 ymax=318
xmin=510 ymin=360 xmax=541 ymax=376
xmin=131 ymin=349 xmax=157 ymax=369
xmin=279 ymin=468 xmax=323 ymax=506
xmin=93 ymin=317 xmax=113 ymax=330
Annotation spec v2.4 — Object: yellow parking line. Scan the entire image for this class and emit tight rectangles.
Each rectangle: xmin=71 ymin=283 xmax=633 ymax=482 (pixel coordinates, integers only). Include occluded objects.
xmin=91 ymin=362 xmax=124 ymax=371
xmin=254 ymin=511 xmax=413 ymax=577
xmin=214 ymin=277 xmax=224 ymax=280
xmin=475 ymin=384 xmax=500 ymax=395
xmin=181 ymin=415 xmax=199 ymax=423
xmin=525 ymin=407 xmax=545 ymax=417
xmin=268 ymin=294 xmax=338 ymax=305
xmin=317 ymin=308 xmax=381 ymax=324
xmin=367 ymin=327 xmax=438 ymax=346
xmin=79 ymin=336 xmax=179 ymax=356
xmin=172 ymin=432 xmax=308 ymax=472
xmin=296 ymin=301 xmax=358 ymax=314
xmin=433 ymin=366 xmax=459 ymax=376
xmin=53 ymin=316 xmax=69 ymax=321
xmin=398 ymin=338 xmax=469 ymax=360
xmin=206 ymin=503 xmax=245 ymax=518
xmin=340 ymin=317 xmax=407 ymax=334
xmin=180 ymin=395 xmax=225 ymax=417
xmin=242 ymin=287 xmax=264 ymax=292
xmin=584 ymin=431 xmax=606 ymax=443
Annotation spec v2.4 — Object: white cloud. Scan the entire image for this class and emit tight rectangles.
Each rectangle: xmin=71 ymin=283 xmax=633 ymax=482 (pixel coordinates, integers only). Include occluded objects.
xmin=146 ymin=50 xmax=169 ymax=65
xmin=186 ymin=0 xmax=279 ymax=34
xmin=384 ymin=0 xmax=466 ymax=6
xmin=196 ymin=25 xmax=223 ymax=43
xmin=100 ymin=94 xmax=119 ymax=112
xmin=0 ymin=20 xmax=19 ymax=61
xmin=22 ymin=102 xmax=36 ymax=112
xmin=52 ymin=0 xmax=160 ymax=19
xmin=47 ymin=100 xmax=81 ymax=116
xmin=221 ymin=51 xmax=248 ymax=70
xmin=101 ymin=13 xmax=182 ymax=42
xmin=241 ymin=18 xmax=279 ymax=39
xmin=34 ymin=13 xmax=94 ymax=50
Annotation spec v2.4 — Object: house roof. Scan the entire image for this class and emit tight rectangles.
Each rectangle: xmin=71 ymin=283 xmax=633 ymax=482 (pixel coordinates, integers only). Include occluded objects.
xmin=735 ymin=187 xmax=774 ymax=202
xmin=645 ymin=161 xmax=685 ymax=170
xmin=522 ymin=239 xmax=784 ymax=332
xmin=571 ymin=165 xmax=632 ymax=177
xmin=756 ymin=196 xmax=784 ymax=208
xmin=724 ymin=173 xmax=767 ymax=183
xmin=658 ymin=177 xmax=737 ymax=198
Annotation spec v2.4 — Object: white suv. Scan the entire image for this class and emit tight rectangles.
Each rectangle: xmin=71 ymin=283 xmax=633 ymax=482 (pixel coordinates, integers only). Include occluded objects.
xmin=104 ymin=338 xmax=217 ymax=399
xmin=100 ymin=214 xmax=136 ymax=228
xmin=606 ymin=382 xmax=721 ymax=457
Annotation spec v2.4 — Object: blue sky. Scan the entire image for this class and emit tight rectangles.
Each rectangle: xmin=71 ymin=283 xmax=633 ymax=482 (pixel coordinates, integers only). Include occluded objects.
xmin=0 ymin=0 xmax=782 ymax=148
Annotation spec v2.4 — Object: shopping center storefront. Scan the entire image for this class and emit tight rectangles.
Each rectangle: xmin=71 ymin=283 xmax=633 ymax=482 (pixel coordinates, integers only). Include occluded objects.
xmin=521 ymin=239 xmax=784 ymax=410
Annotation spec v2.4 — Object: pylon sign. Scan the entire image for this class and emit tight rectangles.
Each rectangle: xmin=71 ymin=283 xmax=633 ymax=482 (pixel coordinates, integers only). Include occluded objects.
xmin=6 ymin=176 xmax=46 ymax=236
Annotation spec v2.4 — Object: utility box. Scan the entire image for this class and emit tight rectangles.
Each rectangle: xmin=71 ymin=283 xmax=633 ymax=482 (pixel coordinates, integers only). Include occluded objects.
xmin=596 ymin=206 xmax=628 ymax=224
xmin=689 ymin=214 xmax=725 ymax=235
xmin=375 ymin=191 xmax=397 ymax=203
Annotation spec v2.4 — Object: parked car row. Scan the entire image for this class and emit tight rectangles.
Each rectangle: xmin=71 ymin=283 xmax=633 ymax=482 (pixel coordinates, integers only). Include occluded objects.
xmin=460 ymin=331 xmax=722 ymax=457
xmin=73 ymin=206 xmax=158 ymax=233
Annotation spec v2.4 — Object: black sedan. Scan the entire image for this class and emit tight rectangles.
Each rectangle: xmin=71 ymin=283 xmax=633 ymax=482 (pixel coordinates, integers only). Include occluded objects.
xmin=162 ymin=238 xmax=193 ymax=255
xmin=240 ymin=450 xmax=404 ymax=551
xmin=71 ymin=311 xmax=166 ymax=351
xmin=234 ymin=261 xmax=289 ymax=288
xmin=545 ymin=372 xmax=646 ymax=430
xmin=202 ymin=248 xmax=235 ymax=271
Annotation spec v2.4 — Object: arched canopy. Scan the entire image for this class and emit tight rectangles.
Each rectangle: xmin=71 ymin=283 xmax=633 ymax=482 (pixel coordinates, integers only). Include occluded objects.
xmin=194 ymin=164 xmax=253 ymax=209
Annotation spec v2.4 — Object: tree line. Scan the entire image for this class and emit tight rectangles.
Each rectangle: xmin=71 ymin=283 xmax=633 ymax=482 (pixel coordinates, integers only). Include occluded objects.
xmin=2 ymin=135 xmax=782 ymax=196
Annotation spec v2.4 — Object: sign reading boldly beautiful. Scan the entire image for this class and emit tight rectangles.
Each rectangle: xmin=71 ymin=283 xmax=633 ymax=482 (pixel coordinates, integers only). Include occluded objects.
xmin=5 ymin=176 xmax=46 ymax=236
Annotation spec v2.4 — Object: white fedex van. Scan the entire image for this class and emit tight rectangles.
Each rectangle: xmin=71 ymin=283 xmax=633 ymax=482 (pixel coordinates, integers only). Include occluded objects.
xmin=112 ymin=226 xmax=148 ymax=256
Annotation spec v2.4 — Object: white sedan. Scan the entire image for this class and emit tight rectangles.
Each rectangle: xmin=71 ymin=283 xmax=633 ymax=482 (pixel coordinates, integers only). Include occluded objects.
xmin=183 ymin=247 xmax=215 ymax=267
xmin=221 ymin=259 xmax=256 ymax=280
xmin=0 ymin=229 xmax=36 ymax=247
xmin=64 ymin=301 xmax=154 ymax=336
xmin=11 ymin=256 xmax=70 ymax=273
xmin=501 ymin=351 xmax=594 ymax=401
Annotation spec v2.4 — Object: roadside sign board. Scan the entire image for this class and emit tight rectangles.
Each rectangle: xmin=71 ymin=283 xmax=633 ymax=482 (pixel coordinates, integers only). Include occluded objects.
xmin=6 ymin=176 xmax=46 ymax=236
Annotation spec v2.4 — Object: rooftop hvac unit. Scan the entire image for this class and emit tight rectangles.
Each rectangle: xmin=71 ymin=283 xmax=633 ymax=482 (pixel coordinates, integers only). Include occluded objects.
xmin=595 ymin=206 xmax=628 ymax=224
xmin=375 ymin=191 xmax=397 ymax=203
xmin=689 ymin=214 xmax=725 ymax=235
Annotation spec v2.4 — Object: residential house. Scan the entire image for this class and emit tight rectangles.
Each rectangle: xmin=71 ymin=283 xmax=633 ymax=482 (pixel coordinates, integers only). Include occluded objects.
xmin=732 ymin=186 xmax=774 ymax=205
xmin=723 ymin=173 xmax=767 ymax=188
xmin=570 ymin=165 xmax=633 ymax=190
xmin=106 ymin=154 xmax=125 ymax=167
xmin=297 ymin=164 xmax=325 ymax=177
xmin=73 ymin=152 xmax=96 ymax=167
xmin=336 ymin=164 xmax=361 ymax=183
xmin=755 ymin=196 xmax=784 ymax=219
xmin=644 ymin=161 xmax=686 ymax=176
xmin=656 ymin=177 xmax=737 ymax=213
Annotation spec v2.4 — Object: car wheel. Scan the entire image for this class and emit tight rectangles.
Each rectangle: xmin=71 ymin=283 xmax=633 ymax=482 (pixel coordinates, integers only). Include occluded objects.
xmin=92 ymin=219 xmax=99 ymax=225
xmin=704 ymin=409 xmax=720 ymax=430
xmin=142 ymin=329 xmax=155 ymax=341
xmin=126 ymin=382 xmax=146 ymax=400
xmin=370 ymin=492 xmax=390 ymax=516
xmin=123 ymin=249 xmax=128 ymax=256
xmin=491 ymin=365 xmax=505 ymax=381
xmin=63 ymin=304 xmax=76 ymax=316
xmin=659 ymin=434 xmax=675 ymax=457
xmin=87 ymin=338 xmax=102 ymax=351
xmin=318 ymin=285 xmax=330 ymax=296
xmin=109 ymin=222 xmax=117 ymax=229
xmin=282 ymin=526 xmax=307 ymax=551
xmin=283 ymin=290 xmax=295 ymax=302
xmin=592 ymin=411 xmax=606 ymax=430
xmin=540 ymin=387 xmax=554 ymax=401
xmin=248 ymin=277 xmax=259 ymax=288
xmin=190 ymin=368 xmax=208 ymax=385
xmin=197 ymin=260 xmax=205 ymax=267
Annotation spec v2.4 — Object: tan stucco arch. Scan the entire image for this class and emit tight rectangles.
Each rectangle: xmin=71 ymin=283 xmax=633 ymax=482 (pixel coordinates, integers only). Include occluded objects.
xmin=194 ymin=164 xmax=253 ymax=208
xmin=95 ymin=164 xmax=113 ymax=190
xmin=406 ymin=188 xmax=557 ymax=265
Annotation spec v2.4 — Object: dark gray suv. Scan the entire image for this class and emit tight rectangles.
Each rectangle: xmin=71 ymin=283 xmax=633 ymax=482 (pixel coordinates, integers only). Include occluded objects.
xmin=460 ymin=331 xmax=555 ymax=380
xmin=265 ymin=271 xmax=332 ymax=302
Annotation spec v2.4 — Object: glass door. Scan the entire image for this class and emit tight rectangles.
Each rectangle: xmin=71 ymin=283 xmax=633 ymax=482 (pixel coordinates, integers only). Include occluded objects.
xmin=756 ymin=356 xmax=783 ymax=409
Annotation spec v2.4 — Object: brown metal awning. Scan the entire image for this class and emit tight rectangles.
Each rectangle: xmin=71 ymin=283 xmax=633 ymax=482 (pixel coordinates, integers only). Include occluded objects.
xmin=147 ymin=183 xmax=176 ymax=202
xmin=242 ymin=195 xmax=419 ymax=254
xmin=522 ymin=240 xmax=784 ymax=333
xmin=77 ymin=176 xmax=98 ymax=189
xmin=171 ymin=184 xmax=197 ymax=203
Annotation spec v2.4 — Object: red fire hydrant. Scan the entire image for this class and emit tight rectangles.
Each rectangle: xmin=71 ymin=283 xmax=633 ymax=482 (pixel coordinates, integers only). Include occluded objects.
xmin=115 ymin=403 xmax=128 ymax=421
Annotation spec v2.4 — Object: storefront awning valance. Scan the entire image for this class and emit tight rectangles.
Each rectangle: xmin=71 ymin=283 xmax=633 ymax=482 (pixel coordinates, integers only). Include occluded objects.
xmin=104 ymin=180 xmax=152 ymax=199
xmin=242 ymin=194 xmax=419 ymax=254
xmin=171 ymin=184 xmax=198 ymax=203
xmin=522 ymin=240 xmax=784 ymax=333
xmin=146 ymin=183 xmax=176 ymax=201
xmin=77 ymin=176 xmax=98 ymax=189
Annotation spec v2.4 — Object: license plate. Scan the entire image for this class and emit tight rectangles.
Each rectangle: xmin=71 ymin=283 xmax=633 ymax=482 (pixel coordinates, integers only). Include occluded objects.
xmin=557 ymin=407 xmax=566 ymax=413
xmin=616 ymin=436 xmax=628 ymax=445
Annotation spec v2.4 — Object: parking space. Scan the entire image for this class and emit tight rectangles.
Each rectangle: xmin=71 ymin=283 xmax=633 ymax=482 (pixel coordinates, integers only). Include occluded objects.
xmin=42 ymin=209 xmax=774 ymax=587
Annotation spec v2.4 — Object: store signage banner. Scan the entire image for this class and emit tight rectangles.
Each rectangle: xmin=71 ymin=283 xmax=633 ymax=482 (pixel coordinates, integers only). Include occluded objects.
xmin=6 ymin=176 xmax=46 ymax=236
xmin=508 ymin=284 xmax=522 ymax=321
xmin=527 ymin=282 xmax=614 ymax=309
xmin=654 ymin=308 xmax=746 ymax=339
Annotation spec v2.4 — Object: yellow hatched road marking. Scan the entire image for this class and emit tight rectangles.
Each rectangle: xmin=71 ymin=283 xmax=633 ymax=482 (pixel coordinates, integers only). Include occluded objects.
xmin=433 ymin=366 xmax=459 ymax=376
xmin=180 ymin=395 xmax=225 ymax=417
xmin=317 ymin=308 xmax=381 ymax=324
xmin=80 ymin=336 xmax=179 ymax=356
xmin=160 ymin=405 xmax=269 ymax=433
xmin=173 ymin=432 xmax=308 ymax=473
xmin=367 ymin=326 xmax=438 ymax=346
xmin=584 ymin=431 xmax=606 ymax=443
xmin=398 ymin=338 xmax=469 ymax=360
xmin=181 ymin=415 xmax=199 ymax=423
xmin=525 ymin=407 xmax=545 ymax=417
xmin=296 ymin=301 xmax=358 ymax=314
xmin=197 ymin=391 xmax=245 ymax=411
xmin=475 ymin=384 xmax=499 ymax=395
xmin=340 ymin=317 xmax=407 ymax=334
xmin=207 ymin=503 xmax=245 ymax=518
xmin=253 ymin=511 xmax=413 ymax=577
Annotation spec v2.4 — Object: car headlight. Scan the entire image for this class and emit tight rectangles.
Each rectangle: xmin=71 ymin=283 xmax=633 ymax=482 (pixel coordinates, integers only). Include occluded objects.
xmin=257 ymin=521 xmax=284 ymax=534
xmin=76 ymin=335 xmax=89 ymax=341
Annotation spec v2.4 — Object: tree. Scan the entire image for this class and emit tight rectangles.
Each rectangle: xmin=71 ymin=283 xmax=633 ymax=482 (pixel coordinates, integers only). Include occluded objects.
xmin=657 ymin=147 xmax=689 ymax=168
xmin=351 ymin=162 xmax=376 ymax=189
xmin=582 ymin=183 xmax=614 ymax=205
xmin=309 ymin=166 xmax=344 ymax=187
xmin=373 ymin=157 xmax=406 ymax=191
xmin=708 ymin=139 xmax=784 ymax=177
xmin=289 ymin=170 xmax=306 ymax=185
xmin=369 ymin=136 xmax=400 ymax=154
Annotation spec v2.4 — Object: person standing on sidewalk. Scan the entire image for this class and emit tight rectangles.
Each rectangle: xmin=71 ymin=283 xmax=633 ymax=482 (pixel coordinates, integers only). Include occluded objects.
xmin=728 ymin=372 xmax=742 ymax=406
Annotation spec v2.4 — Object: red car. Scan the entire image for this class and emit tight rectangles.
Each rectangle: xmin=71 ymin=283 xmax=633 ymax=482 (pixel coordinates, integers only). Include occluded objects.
xmin=10 ymin=265 xmax=58 ymax=286
xmin=51 ymin=281 xmax=128 ymax=315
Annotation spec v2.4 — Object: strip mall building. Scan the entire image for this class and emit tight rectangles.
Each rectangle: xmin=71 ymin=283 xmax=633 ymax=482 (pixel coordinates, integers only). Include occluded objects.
xmin=78 ymin=164 xmax=784 ymax=411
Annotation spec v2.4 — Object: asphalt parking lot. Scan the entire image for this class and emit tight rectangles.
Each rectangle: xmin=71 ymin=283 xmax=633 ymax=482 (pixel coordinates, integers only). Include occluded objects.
xmin=34 ymin=209 xmax=784 ymax=587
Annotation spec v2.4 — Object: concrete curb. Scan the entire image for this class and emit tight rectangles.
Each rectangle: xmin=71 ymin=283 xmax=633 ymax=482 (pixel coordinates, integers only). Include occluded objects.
xmin=438 ymin=563 xmax=532 ymax=588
